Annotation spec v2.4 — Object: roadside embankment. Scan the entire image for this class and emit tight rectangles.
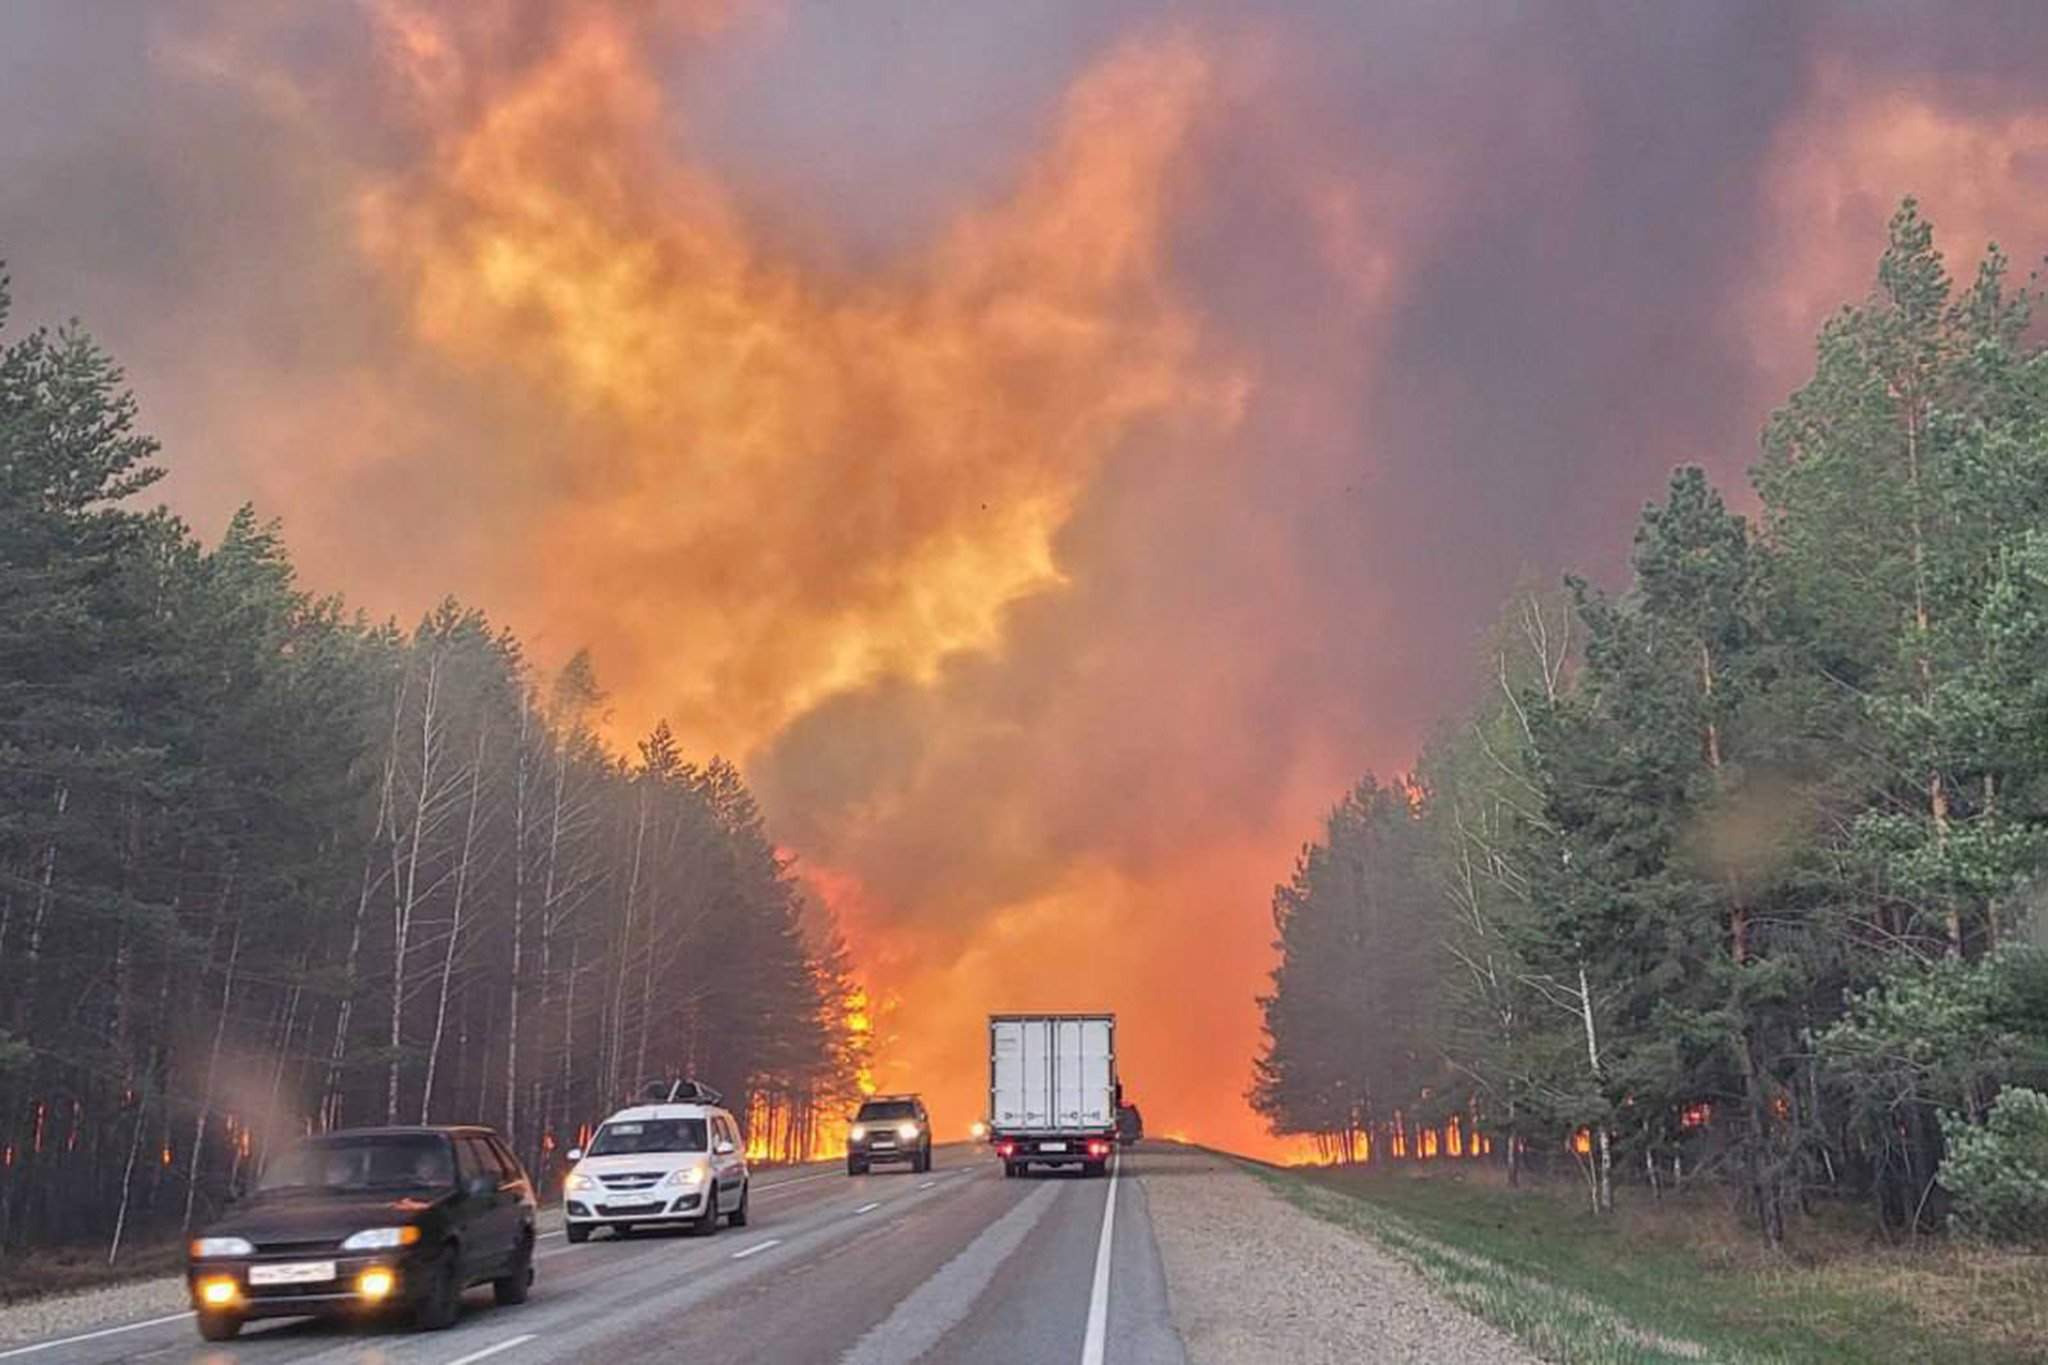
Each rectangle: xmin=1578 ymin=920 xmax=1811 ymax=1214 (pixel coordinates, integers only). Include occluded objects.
xmin=1264 ymin=1159 xmax=2048 ymax=1365
xmin=1137 ymin=1145 xmax=1536 ymax=1365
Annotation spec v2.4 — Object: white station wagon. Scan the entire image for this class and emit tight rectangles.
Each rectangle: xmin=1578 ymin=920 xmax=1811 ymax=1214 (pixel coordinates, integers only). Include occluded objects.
xmin=562 ymin=1089 xmax=750 ymax=1242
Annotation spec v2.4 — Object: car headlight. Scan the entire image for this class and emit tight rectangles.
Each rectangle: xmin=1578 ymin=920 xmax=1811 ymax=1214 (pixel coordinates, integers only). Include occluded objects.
xmin=661 ymin=1165 xmax=707 ymax=1188
xmin=849 ymin=1124 xmax=867 ymax=1141
xmin=567 ymin=1172 xmax=598 ymax=1192
xmin=190 ymin=1236 xmax=255 ymax=1258
xmin=898 ymin=1122 xmax=920 ymax=1140
xmin=340 ymin=1226 xmax=422 ymax=1251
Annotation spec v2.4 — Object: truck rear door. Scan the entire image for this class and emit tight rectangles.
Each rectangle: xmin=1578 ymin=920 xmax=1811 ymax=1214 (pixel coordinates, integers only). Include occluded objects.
xmin=991 ymin=1017 xmax=1055 ymax=1130
xmin=1054 ymin=1017 xmax=1114 ymax=1129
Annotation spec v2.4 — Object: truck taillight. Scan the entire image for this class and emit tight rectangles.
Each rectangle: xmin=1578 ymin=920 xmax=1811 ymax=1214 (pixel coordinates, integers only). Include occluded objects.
xmin=995 ymin=1141 xmax=1015 ymax=1158
xmin=1088 ymin=1140 xmax=1109 ymax=1158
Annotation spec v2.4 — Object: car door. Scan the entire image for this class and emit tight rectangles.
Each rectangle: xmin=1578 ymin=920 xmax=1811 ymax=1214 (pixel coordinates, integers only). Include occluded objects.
xmin=487 ymin=1135 xmax=537 ymax=1247
xmin=713 ymin=1115 xmax=745 ymax=1200
xmin=456 ymin=1136 xmax=515 ymax=1271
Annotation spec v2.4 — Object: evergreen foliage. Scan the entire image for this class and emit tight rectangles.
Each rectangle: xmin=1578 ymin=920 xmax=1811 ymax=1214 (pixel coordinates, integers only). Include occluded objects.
xmin=1253 ymin=201 xmax=2048 ymax=1245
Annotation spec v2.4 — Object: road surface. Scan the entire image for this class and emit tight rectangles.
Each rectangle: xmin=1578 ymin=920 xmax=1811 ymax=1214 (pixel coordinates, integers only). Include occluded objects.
xmin=0 ymin=1144 xmax=1186 ymax=1365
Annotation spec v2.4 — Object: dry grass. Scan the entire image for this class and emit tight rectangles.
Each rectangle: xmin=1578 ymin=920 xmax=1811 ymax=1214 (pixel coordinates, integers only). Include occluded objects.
xmin=0 ymin=1238 xmax=184 ymax=1305
xmin=1260 ymin=1159 xmax=2048 ymax=1364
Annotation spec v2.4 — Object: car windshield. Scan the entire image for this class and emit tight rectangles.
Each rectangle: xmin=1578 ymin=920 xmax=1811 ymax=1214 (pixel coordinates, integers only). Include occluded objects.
xmin=256 ymin=1135 xmax=454 ymax=1195
xmin=588 ymin=1119 xmax=707 ymax=1156
xmin=857 ymin=1101 xmax=918 ymax=1122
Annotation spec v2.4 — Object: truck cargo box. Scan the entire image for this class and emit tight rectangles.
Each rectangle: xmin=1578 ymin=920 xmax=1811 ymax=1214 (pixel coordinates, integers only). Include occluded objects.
xmin=988 ymin=1014 xmax=1116 ymax=1136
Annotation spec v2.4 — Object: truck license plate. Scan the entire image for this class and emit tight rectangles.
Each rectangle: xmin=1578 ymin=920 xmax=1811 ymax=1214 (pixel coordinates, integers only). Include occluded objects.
xmin=249 ymin=1261 xmax=336 ymax=1286
xmin=1042 ymin=1142 xmax=1067 ymax=1153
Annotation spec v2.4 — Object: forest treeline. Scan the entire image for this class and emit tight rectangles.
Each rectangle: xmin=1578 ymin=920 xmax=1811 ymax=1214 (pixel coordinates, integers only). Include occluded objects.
xmin=0 ymin=266 xmax=866 ymax=1262
xmin=1254 ymin=202 xmax=2048 ymax=1247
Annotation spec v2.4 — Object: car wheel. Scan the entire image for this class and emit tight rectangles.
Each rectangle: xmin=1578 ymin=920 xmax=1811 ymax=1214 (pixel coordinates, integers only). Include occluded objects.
xmin=1003 ymin=1160 xmax=1017 ymax=1178
xmin=847 ymin=1158 xmax=866 ymax=1176
xmin=195 ymin=1311 xmax=243 ymax=1342
xmin=693 ymin=1186 xmax=720 ymax=1237
xmin=414 ymin=1249 xmax=463 ymax=1331
xmin=1084 ymin=1159 xmax=1106 ymax=1178
xmin=565 ymin=1223 xmax=590 ymax=1245
xmin=612 ymin=1222 xmax=633 ymax=1238
xmin=728 ymin=1180 xmax=750 ymax=1228
xmin=493 ymin=1236 xmax=534 ymax=1306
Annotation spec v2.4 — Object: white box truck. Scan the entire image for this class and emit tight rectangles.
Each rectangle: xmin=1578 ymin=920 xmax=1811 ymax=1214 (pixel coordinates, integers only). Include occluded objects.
xmin=986 ymin=1013 xmax=1117 ymax=1177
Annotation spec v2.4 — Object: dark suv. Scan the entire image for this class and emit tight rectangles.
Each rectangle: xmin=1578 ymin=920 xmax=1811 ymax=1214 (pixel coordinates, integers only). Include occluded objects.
xmin=846 ymin=1095 xmax=933 ymax=1174
xmin=186 ymin=1126 xmax=537 ymax=1341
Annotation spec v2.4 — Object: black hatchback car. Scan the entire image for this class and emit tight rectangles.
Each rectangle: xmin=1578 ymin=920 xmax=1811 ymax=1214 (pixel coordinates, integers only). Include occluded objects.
xmin=186 ymin=1125 xmax=537 ymax=1341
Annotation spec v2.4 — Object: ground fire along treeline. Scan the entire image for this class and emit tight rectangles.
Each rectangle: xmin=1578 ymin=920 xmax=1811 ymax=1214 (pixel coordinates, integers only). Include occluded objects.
xmin=0 ymin=264 xmax=869 ymax=1265
xmin=1255 ymin=201 xmax=2048 ymax=1248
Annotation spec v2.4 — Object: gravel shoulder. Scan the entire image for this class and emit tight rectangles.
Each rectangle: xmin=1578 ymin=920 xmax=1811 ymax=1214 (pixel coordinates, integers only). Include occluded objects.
xmin=1137 ymin=1146 xmax=1538 ymax=1365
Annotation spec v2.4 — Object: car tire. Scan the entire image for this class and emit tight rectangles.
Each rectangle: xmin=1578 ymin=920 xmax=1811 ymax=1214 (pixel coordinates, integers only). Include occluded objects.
xmin=1003 ymin=1160 xmax=1018 ymax=1178
xmin=565 ymin=1223 xmax=590 ymax=1245
xmin=1084 ymin=1159 xmax=1106 ymax=1178
xmin=728 ymin=1180 xmax=750 ymax=1228
xmin=493 ymin=1236 xmax=534 ymax=1306
xmin=414 ymin=1249 xmax=463 ymax=1331
xmin=196 ymin=1311 xmax=243 ymax=1342
xmin=847 ymin=1158 xmax=867 ymax=1176
xmin=692 ymin=1186 xmax=720 ymax=1237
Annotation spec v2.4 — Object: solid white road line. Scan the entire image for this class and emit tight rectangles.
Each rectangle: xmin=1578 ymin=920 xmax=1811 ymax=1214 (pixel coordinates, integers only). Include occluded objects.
xmin=1080 ymin=1158 xmax=1120 ymax=1365
xmin=918 ymin=1180 xmax=936 ymax=1189
xmin=440 ymin=1333 xmax=537 ymax=1365
xmin=853 ymin=1201 xmax=881 ymax=1214
xmin=730 ymin=1238 xmax=782 ymax=1260
xmin=0 ymin=1311 xmax=195 ymax=1359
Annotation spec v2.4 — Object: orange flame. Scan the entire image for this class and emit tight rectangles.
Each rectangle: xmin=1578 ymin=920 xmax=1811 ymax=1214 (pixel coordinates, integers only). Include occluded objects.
xmin=354 ymin=0 xmax=1238 ymax=758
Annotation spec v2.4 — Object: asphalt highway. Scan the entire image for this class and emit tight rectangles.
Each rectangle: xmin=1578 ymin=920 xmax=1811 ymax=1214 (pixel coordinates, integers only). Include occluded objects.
xmin=0 ymin=1144 xmax=1188 ymax=1365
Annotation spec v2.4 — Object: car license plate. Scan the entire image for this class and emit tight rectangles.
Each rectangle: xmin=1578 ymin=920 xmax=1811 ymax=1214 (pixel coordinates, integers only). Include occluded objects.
xmin=1042 ymin=1142 xmax=1067 ymax=1153
xmin=249 ymin=1261 xmax=336 ymax=1286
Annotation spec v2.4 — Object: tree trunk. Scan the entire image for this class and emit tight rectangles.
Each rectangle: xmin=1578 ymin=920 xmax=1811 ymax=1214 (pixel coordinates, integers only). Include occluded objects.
xmin=422 ymin=724 xmax=488 ymax=1123
xmin=184 ymin=914 xmax=242 ymax=1231
xmin=106 ymin=1092 xmax=149 ymax=1267
xmin=608 ymin=789 xmax=650 ymax=1097
xmin=1734 ymin=1021 xmax=1782 ymax=1248
xmin=389 ymin=651 xmax=447 ymax=1123
xmin=505 ymin=697 xmax=534 ymax=1140
xmin=326 ymin=680 xmax=405 ymax=1129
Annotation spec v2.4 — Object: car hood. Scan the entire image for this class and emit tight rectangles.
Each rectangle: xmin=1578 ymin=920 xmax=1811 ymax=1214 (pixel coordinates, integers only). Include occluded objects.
xmin=201 ymin=1191 xmax=446 ymax=1244
xmin=574 ymin=1152 xmax=709 ymax=1176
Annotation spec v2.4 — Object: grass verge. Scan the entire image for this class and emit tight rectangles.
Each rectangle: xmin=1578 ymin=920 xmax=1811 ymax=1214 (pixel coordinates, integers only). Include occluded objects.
xmin=1247 ymin=1160 xmax=2046 ymax=1364
xmin=0 ymin=1239 xmax=185 ymax=1306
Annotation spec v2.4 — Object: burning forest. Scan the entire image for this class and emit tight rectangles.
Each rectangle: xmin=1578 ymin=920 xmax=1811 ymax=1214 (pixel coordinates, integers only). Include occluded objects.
xmin=5 ymin=0 xmax=2048 ymax=1282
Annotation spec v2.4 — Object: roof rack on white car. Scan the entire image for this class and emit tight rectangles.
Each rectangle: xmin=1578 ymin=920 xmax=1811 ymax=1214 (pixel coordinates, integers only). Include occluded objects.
xmin=636 ymin=1077 xmax=723 ymax=1105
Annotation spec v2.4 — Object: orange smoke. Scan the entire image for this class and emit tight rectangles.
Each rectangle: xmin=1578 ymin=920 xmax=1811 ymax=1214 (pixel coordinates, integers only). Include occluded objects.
xmin=1747 ymin=58 xmax=2048 ymax=421
xmin=136 ymin=4 xmax=2048 ymax=1172
xmin=356 ymin=0 xmax=1236 ymax=757
xmin=309 ymin=1 xmax=1347 ymax=1157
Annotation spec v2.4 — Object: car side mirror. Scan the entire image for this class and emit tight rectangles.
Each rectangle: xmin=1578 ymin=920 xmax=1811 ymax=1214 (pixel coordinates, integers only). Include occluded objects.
xmin=565 ymin=1148 xmax=584 ymax=1163
xmin=465 ymin=1174 xmax=496 ymax=1199
xmin=714 ymin=1140 xmax=736 ymax=1156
